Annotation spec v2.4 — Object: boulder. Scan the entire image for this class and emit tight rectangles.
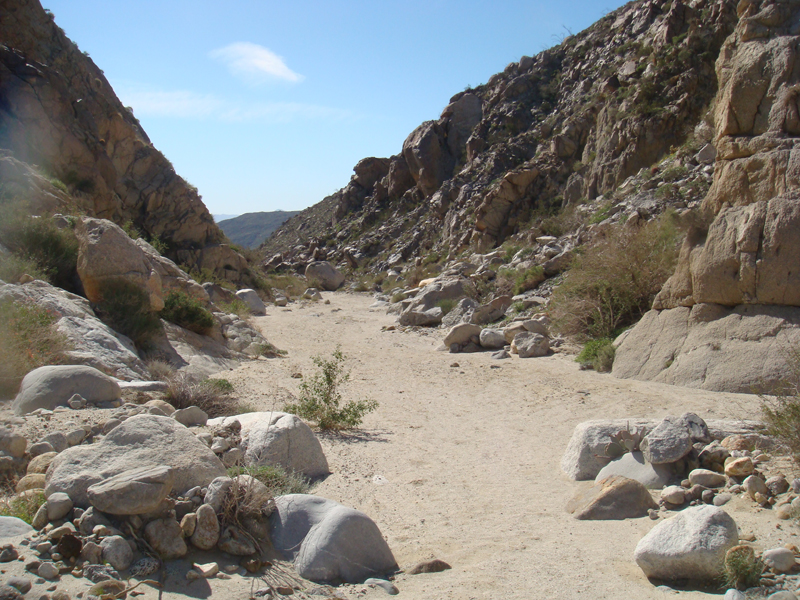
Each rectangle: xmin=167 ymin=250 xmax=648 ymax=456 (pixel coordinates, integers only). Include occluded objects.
xmin=270 ymin=494 xmax=398 ymax=584
xmin=566 ymin=475 xmax=658 ymax=520
xmin=641 ymin=416 xmax=693 ymax=465
xmin=45 ymin=415 xmax=225 ymax=507
xmin=13 ymin=365 xmax=121 ymax=415
xmin=689 ymin=469 xmax=727 ymax=489
xmin=45 ymin=493 xmax=73 ymax=521
xmin=613 ymin=304 xmax=800 ymax=393
xmin=234 ymin=289 xmax=266 ymax=316
xmin=0 ymin=518 xmax=32 ymax=541
xmin=398 ymin=279 xmax=466 ymax=327
xmin=634 ymin=505 xmax=738 ymax=582
xmin=305 ymin=262 xmax=344 ymax=292
xmin=211 ymin=412 xmax=329 ymax=479
xmin=561 ymin=419 xmax=760 ymax=481
xmin=511 ymin=332 xmax=550 ymax=358
xmin=440 ymin=298 xmax=478 ymax=328
xmin=443 ymin=324 xmax=482 ymax=348
xmin=479 ymin=328 xmax=506 ymax=349
xmin=144 ymin=518 xmax=187 ymax=560
xmin=190 ymin=504 xmax=219 ymax=550
xmin=86 ymin=465 xmax=174 ymax=515
xmin=595 ymin=452 xmax=673 ymax=490
xmin=172 ymin=406 xmax=208 ymax=427
xmin=503 ymin=323 xmax=528 ymax=344
xmin=470 ymin=296 xmax=512 ymax=325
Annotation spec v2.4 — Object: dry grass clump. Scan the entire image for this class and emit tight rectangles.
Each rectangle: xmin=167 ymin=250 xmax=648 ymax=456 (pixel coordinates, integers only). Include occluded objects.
xmin=723 ymin=545 xmax=763 ymax=590
xmin=226 ymin=465 xmax=310 ymax=497
xmin=550 ymin=212 xmax=682 ymax=340
xmin=0 ymin=489 xmax=46 ymax=525
xmin=0 ymin=297 xmax=70 ymax=398
xmin=163 ymin=373 xmax=239 ymax=417
xmin=761 ymin=347 xmax=800 ymax=463
xmin=144 ymin=359 xmax=175 ymax=382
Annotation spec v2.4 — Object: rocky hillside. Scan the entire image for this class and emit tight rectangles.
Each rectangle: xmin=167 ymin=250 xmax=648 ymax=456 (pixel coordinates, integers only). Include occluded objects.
xmin=218 ymin=211 xmax=300 ymax=249
xmin=0 ymin=0 xmax=247 ymax=283
xmin=262 ymin=0 xmax=737 ymax=271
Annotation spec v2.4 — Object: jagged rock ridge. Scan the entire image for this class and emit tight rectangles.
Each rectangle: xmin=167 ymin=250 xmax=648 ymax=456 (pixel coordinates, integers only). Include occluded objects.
xmin=0 ymin=0 xmax=247 ymax=281
xmin=262 ymin=0 xmax=737 ymax=272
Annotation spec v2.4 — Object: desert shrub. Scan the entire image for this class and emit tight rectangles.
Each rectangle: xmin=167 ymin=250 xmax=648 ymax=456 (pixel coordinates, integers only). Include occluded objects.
xmin=436 ymin=298 xmax=457 ymax=315
xmin=551 ymin=213 xmax=682 ymax=339
xmin=576 ymin=338 xmax=615 ymax=372
xmin=760 ymin=347 xmax=800 ymax=462
xmin=283 ymin=347 xmax=378 ymax=430
xmin=145 ymin=359 xmax=175 ymax=382
xmin=513 ymin=265 xmax=545 ymax=295
xmin=390 ymin=292 xmax=406 ymax=303
xmin=160 ymin=290 xmax=214 ymax=335
xmin=723 ymin=545 xmax=763 ymax=590
xmin=0 ymin=298 xmax=70 ymax=398
xmin=217 ymin=298 xmax=250 ymax=318
xmin=254 ymin=342 xmax=287 ymax=358
xmin=163 ymin=373 xmax=239 ymax=417
xmin=93 ymin=278 xmax=162 ymax=349
xmin=0 ymin=254 xmax=48 ymax=283
xmin=262 ymin=274 xmax=306 ymax=299
xmin=0 ymin=210 xmax=79 ymax=292
xmin=226 ymin=465 xmax=310 ymax=496
xmin=0 ymin=489 xmax=45 ymax=524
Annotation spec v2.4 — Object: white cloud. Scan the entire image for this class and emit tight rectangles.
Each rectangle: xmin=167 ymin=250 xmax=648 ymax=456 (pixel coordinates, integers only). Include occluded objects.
xmin=209 ymin=42 xmax=304 ymax=84
xmin=115 ymin=85 xmax=222 ymax=118
xmin=113 ymin=82 xmax=350 ymax=124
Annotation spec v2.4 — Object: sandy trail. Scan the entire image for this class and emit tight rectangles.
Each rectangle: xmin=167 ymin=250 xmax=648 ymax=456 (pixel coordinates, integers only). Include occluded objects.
xmin=226 ymin=292 xmax=795 ymax=600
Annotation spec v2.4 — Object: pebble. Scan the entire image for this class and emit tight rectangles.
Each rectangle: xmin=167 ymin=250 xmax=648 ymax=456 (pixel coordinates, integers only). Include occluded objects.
xmin=661 ymin=486 xmax=685 ymax=505
xmin=365 ymin=578 xmax=399 ymax=595
xmin=763 ymin=548 xmax=797 ymax=573
xmin=0 ymin=546 xmax=17 ymax=563
xmin=37 ymin=563 xmax=58 ymax=580
xmin=777 ymin=504 xmax=795 ymax=520
xmin=193 ymin=562 xmax=219 ymax=578
xmin=713 ymin=493 xmax=732 ymax=507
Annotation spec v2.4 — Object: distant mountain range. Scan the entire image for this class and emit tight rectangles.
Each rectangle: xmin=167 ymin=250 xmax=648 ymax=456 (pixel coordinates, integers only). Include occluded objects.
xmin=218 ymin=211 xmax=301 ymax=249
xmin=213 ymin=214 xmax=239 ymax=223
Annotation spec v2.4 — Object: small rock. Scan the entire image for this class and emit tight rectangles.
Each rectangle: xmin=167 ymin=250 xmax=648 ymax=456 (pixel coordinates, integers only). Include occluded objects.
xmin=100 ymin=536 xmax=132 ymax=571
xmin=365 ymin=578 xmax=399 ymax=595
xmin=37 ymin=563 xmax=58 ymax=580
xmin=65 ymin=429 xmax=85 ymax=447
xmin=763 ymin=547 xmax=796 ymax=573
xmin=82 ymin=564 xmax=120 ymax=583
xmin=701 ymin=489 xmax=715 ymax=504
xmin=406 ymin=559 xmax=452 ymax=575
xmin=180 ymin=513 xmax=197 ymax=538
xmin=80 ymin=542 xmax=102 ymax=565
xmin=28 ymin=443 xmax=55 ymax=458
xmin=16 ymin=474 xmax=46 ymax=493
xmin=193 ymin=562 xmax=219 ymax=578
xmin=144 ymin=519 xmax=187 ymax=560
xmin=5 ymin=578 xmax=31 ymax=594
xmin=723 ymin=589 xmax=745 ymax=600
xmin=661 ymin=486 xmax=686 ymax=506
xmin=766 ymin=475 xmax=790 ymax=496
xmin=172 ymin=407 xmax=208 ymax=428
xmin=0 ymin=545 xmax=17 ymax=562
xmin=56 ymin=534 xmax=81 ymax=560
xmin=714 ymin=494 xmax=732 ymax=507
xmin=27 ymin=452 xmax=57 ymax=475
xmin=777 ymin=504 xmax=794 ymax=520
xmin=67 ymin=394 xmax=85 ymax=410
xmin=39 ymin=433 xmax=67 ymax=454
xmin=724 ymin=457 xmax=754 ymax=477
xmin=46 ymin=493 xmax=73 ymax=522
xmin=688 ymin=469 xmax=726 ymax=488
xmin=744 ymin=475 xmax=769 ymax=500
xmin=190 ymin=505 xmax=219 ymax=550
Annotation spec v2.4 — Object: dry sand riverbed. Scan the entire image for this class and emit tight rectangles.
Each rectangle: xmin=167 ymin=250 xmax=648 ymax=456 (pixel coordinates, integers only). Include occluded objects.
xmin=221 ymin=291 xmax=799 ymax=600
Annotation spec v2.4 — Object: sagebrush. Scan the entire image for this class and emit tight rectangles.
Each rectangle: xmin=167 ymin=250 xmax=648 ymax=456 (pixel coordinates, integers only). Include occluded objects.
xmin=284 ymin=347 xmax=378 ymax=430
xmin=0 ymin=298 xmax=70 ymax=398
xmin=160 ymin=290 xmax=214 ymax=335
xmin=551 ymin=212 xmax=682 ymax=339
xmin=93 ymin=278 xmax=162 ymax=349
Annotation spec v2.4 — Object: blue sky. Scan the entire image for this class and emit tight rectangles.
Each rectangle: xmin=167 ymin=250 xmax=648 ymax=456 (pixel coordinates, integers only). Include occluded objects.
xmin=43 ymin=1 xmax=628 ymax=216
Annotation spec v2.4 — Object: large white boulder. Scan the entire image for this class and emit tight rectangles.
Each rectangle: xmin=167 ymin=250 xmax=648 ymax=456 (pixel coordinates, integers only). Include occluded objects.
xmin=210 ymin=412 xmax=328 ymax=479
xmin=13 ymin=365 xmax=121 ymax=415
xmin=234 ymin=289 xmax=266 ymax=316
xmin=594 ymin=452 xmax=673 ymax=489
xmin=45 ymin=415 xmax=226 ymax=507
xmin=634 ymin=505 xmax=738 ymax=582
xmin=269 ymin=494 xmax=397 ymax=583
xmin=305 ymin=262 xmax=344 ymax=291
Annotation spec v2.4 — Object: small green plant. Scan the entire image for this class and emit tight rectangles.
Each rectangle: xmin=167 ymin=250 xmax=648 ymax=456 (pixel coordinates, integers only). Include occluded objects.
xmin=254 ymin=342 xmax=287 ymax=358
xmin=513 ymin=265 xmax=545 ymax=295
xmin=576 ymin=338 xmax=616 ymax=372
xmin=160 ymin=290 xmax=214 ymax=335
xmin=283 ymin=347 xmax=378 ymax=430
xmin=436 ymin=298 xmax=457 ymax=316
xmin=93 ymin=278 xmax=162 ymax=349
xmin=217 ymin=298 xmax=251 ymax=318
xmin=0 ymin=298 xmax=70 ymax=398
xmin=0 ymin=489 xmax=45 ymax=524
xmin=226 ymin=465 xmax=310 ymax=496
xmin=723 ymin=545 xmax=763 ymax=590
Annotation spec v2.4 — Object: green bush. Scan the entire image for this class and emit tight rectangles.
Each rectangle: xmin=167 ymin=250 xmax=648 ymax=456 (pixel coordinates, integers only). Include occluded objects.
xmin=284 ymin=347 xmax=378 ymax=430
xmin=160 ymin=290 xmax=214 ymax=335
xmin=0 ymin=490 xmax=45 ymax=524
xmin=436 ymin=298 xmax=457 ymax=315
xmin=226 ymin=465 xmax=310 ymax=496
xmin=0 ymin=298 xmax=70 ymax=398
xmin=513 ymin=265 xmax=545 ymax=295
xmin=0 ymin=210 xmax=79 ymax=292
xmin=0 ymin=254 xmax=48 ymax=284
xmin=551 ymin=213 xmax=682 ymax=339
xmin=93 ymin=278 xmax=162 ymax=349
xmin=576 ymin=338 xmax=615 ymax=372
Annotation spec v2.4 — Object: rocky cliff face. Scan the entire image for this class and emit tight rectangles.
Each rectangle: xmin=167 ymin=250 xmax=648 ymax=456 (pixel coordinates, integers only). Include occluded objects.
xmin=613 ymin=0 xmax=800 ymax=392
xmin=0 ymin=0 xmax=247 ymax=281
xmin=263 ymin=0 xmax=737 ymax=271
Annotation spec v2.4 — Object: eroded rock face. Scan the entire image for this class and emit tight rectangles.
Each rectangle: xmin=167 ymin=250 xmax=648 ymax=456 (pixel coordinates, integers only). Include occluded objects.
xmin=0 ymin=1 xmax=246 ymax=281
xmin=615 ymin=3 xmax=800 ymax=392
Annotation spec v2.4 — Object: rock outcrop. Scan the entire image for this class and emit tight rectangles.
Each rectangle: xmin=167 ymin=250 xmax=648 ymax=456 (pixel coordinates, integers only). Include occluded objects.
xmin=0 ymin=0 xmax=247 ymax=281
xmin=614 ymin=2 xmax=800 ymax=392
xmin=262 ymin=0 xmax=737 ymax=274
